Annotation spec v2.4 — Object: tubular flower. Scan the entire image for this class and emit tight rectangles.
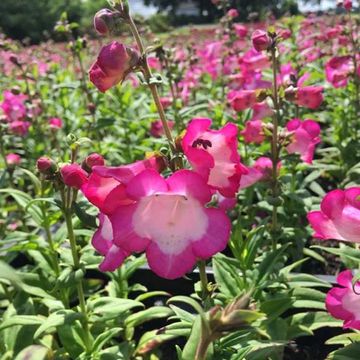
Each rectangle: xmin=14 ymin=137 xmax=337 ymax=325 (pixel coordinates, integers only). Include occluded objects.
xmin=182 ymin=118 xmax=247 ymax=198
xmin=286 ymin=118 xmax=321 ymax=164
xmin=307 ymin=188 xmax=360 ymax=243
xmin=240 ymin=120 xmax=265 ymax=144
xmin=325 ymin=56 xmax=352 ymax=88
xmin=81 ymin=156 xmax=164 ymax=215
xmin=296 ymin=86 xmax=324 ymax=109
xmin=108 ymin=169 xmax=231 ymax=279
xmin=227 ymin=90 xmax=257 ymax=111
xmin=326 ymin=270 xmax=360 ymax=330
xmin=89 ymin=41 xmax=140 ymax=92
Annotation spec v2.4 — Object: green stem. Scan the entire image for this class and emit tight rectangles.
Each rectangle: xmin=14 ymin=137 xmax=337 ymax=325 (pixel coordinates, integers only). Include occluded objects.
xmin=126 ymin=15 xmax=176 ymax=155
xmin=198 ymin=260 xmax=211 ymax=310
xmin=270 ymin=46 xmax=281 ymax=250
xmin=62 ymin=190 xmax=92 ymax=352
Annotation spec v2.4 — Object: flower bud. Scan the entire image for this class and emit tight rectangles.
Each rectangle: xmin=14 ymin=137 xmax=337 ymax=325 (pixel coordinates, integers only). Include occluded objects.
xmin=37 ymin=156 xmax=57 ymax=175
xmin=6 ymin=153 xmax=21 ymax=167
xmin=60 ymin=163 xmax=88 ymax=189
xmin=227 ymin=9 xmax=239 ymax=18
xmin=89 ymin=42 xmax=140 ymax=92
xmin=251 ymin=29 xmax=271 ymax=52
xmin=94 ymin=9 xmax=116 ymax=36
xmin=82 ymin=153 xmax=105 ymax=172
xmin=49 ymin=117 xmax=63 ymax=130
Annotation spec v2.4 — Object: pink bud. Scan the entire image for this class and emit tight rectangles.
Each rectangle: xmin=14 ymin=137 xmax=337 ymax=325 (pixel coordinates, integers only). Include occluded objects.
xmin=6 ymin=153 xmax=21 ymax=166
xmin=89 ymin=41 xmax=140 ymax=92
xmin=37 ymin=156 xmax=56 ymax=174
xmin=251 ymin=29 xmax=271 ymax=52
xmin=94 ymin=9 xmax=115 ymax=36
xmin=344 ymin=0 xmax=352 ymax=10
xmin=83 ymin=153 xmax=105 ymax=172
xmin=227 ymin=9 xmax=239 ymax=18
xmin=61 ymin=163 xmax=88 ymax=189
xmin=49 ymin=117 xmax=63 ymax=130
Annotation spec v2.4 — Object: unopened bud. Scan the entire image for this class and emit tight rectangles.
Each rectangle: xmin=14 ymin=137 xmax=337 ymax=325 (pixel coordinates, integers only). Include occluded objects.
xmin=94 ymin=9 xmax=116 ymax=35
xmin=251 ymin=29 xmax=271 ymax=52
xmin=60 ymin=163 xmax=88 ymax=189
xmin=82 ymin=153 xmax=105 ymax=172
xmin=37 ymin=156 xmax=57 ymax=175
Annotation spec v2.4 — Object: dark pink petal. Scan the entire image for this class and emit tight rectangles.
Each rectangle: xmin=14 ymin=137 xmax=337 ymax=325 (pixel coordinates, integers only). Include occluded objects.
xmin=126 ymin=169 xmax=168 ymax=199
xmin=146 ymin=242 xmax=196 ymax=279
xmin=192 ymin=208 xmax=231 ymax=258
xmin=99 ymin=245 xmax=129 ymax=272
xmin=307 ymin=211 xmax=346 ymax=240
xmin=320 ymin=189 xmax=345 ymax=219
xmin=167 ymin=170 xmax=212 ymax=204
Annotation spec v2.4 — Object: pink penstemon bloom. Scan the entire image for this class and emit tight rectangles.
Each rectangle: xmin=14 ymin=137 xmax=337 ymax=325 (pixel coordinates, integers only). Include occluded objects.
xmin=182 ymin=118 xmax=247 ymax=198
xmin=307 ymin=187 xmax=360 ymax=243
xmin=286 ymin=118 xmax=321 ymax=164
xmin=108 ymin=169 xmax=231 ymax=279
xmin=325 ymin=270 xmax=360 ymax=330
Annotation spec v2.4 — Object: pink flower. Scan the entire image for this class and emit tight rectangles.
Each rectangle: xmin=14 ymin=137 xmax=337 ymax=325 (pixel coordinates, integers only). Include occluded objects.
xmin=6 ymin=153 xmax=21 ymax=166
xmin=326 ymin=270 xmax=360 ymax=330
xmin=147 ymin=57 xmax=161 ymax=71
xmin=92 ymin=213 xmax=130 ymax=271
xmin=94 ymin=9 xmax=115 ymax=36
xmin=83 ymin=153 xmax=105 ymax=171
xmin=49 ymin=117 xmax=63 ymax=130
xmin=279 ymin=28 xmax=292 ymax=39
xmin=296 ymin=86 xmax=324 ymax=109
xmin=82 ymin=156 xmax=163 ymax=215
xmin=286 ymin=118 xmax=321 ymax=164
xmin=325 ymin=56 xmax=352 ymax=88
xmin=61 ymin=163 xmax=88 ymax=189
xmin=227 ymin=9 xmax=239 ymax=18
xmin=160 ymin=97 xmax=173 ymax=109
xmin=150 ymin=120 xmax=175 ymax=138
xmin=37 ymin=156 xmax=56 ymax=174
xmin=1 ymin=91 xmax=27 ymax=122
xmin=234 ymin=24 xmax=248 ymax=38
xmin=239 ymin=157 xmax=280 ymax=189
xmin=251 ymin=102 xmax=273 ymax=120
xmin=240 ymin=120 xmax=265 ymax=144
xmin=109 ymin=169 xmax=231 ymax=279
xmin=228 ymin=90 xmax=257 ymax=111
xmin=9 ymin=120 xmax=31 ymax=136
xmin=251 ymin=29 xmax=271 ymax=52
xmin=307 ymin=187 xmax=360 ymax=242
xmin=182 ymin=118 xmax=247 ymax=198
xmin=89 ymin=42 xmax=139 ymax=92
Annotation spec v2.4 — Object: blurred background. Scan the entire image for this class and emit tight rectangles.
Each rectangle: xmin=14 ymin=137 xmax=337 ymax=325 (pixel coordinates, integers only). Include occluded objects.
xmin=0 ymin=0 xmax=357 ymax=44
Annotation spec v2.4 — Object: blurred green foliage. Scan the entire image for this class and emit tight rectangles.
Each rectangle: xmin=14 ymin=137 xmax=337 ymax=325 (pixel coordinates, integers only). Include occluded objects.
xmin=0 ymin=0 xmax=108 ymax=44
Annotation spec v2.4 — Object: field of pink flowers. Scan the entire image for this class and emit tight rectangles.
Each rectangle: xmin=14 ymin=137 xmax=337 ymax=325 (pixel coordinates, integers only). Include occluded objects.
xmin=0 ymin=0 xmax=359 ymax=359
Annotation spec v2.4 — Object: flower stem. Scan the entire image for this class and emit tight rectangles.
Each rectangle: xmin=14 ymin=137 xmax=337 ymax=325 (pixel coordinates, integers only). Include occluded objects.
xmin=62 ymin=188 xmax=92 ymax=352
xmin=270 ymin=46 xmax=281 ymax=250
xmin=198 ymin=260 xmax=211 ymax=310
xmin=126 ymin=15 xmax=176 ymax=155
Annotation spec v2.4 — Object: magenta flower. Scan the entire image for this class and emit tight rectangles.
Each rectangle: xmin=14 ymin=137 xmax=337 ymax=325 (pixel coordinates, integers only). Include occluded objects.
xmin=228 ymin=90 xmax=257 ymax=111
xmin=325 ymin=56 xmax=352 ymax=88
xmin=49 ymin=117 xmax=63 ymax=130
xmin=82 ymin=156 xmax=163 ymax=215
xmin=1 ymin=91 xmax=27 ymax=122
xmin=234 ymin=24 xmax=248 ymax=38
xmin=94 ymin=9 xmax=115 ymax=36
xmin=61 ymin=163 xmax=88 ymax=189
xmin=286 ymin=118 xmax=321 ymax=164
xmin=239 ymin=157 xmax=280 ymax=189
xmin=326 ymin=270 xmax=360 ymax=330
xmin=89 ymin=42 xmax=139 ymax=92
xmin=150 ymin=120 xmax=175 ymax=138
xmin=109 ymin=169 xmax=231 ymax=279
xmin=307 ymin=188 xmax=360 ymax=242
xmin=251 ymin=29 xmax=271 ymax=52
xmin=6 ymin=153 xmax=21 ymax=166
xmin=92 ymin=214 xmax=130 ymax=272
xmin=240 ymin=120 xmax=265 ymax=144
xmin=9 ymin=120 xmax=31 ymax=136
xmin=296 ymin=86 xmax=324 ymax=110
xmin=182 ymin=118 xmax=247 ymax=198
xmin=227 ymin=9 xmax=239 ymax=18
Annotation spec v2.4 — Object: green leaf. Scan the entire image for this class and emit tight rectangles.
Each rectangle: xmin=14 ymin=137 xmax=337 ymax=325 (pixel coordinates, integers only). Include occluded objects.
xmin=292 ymin=288 xmax=326 ymax=310
xmin=311 ymin=245 xmax=360 ymax=265
xmin=34 ymin=310 xmax=83 ymax=338
xmin=73 ymin=202 xmax=97 ymax=228
xmin=14 ymin=345 xmax=49 ymax=360
xmin=88 ymin=297 xmax=144 ymax=322
xmin=92 ymin=328 xmax=122 ymax=353
xmin=17 ymin=168 xmax=41 ymax=194
xmin=125 ymin=306 xmax=174 ymax=328
xmin=0 ymin=315 xmax=43 ymax=331
xmin=328 ymin=342 xmax=360 ymax=360
xmin=326 ymin=333 xmax=360 ymax=346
